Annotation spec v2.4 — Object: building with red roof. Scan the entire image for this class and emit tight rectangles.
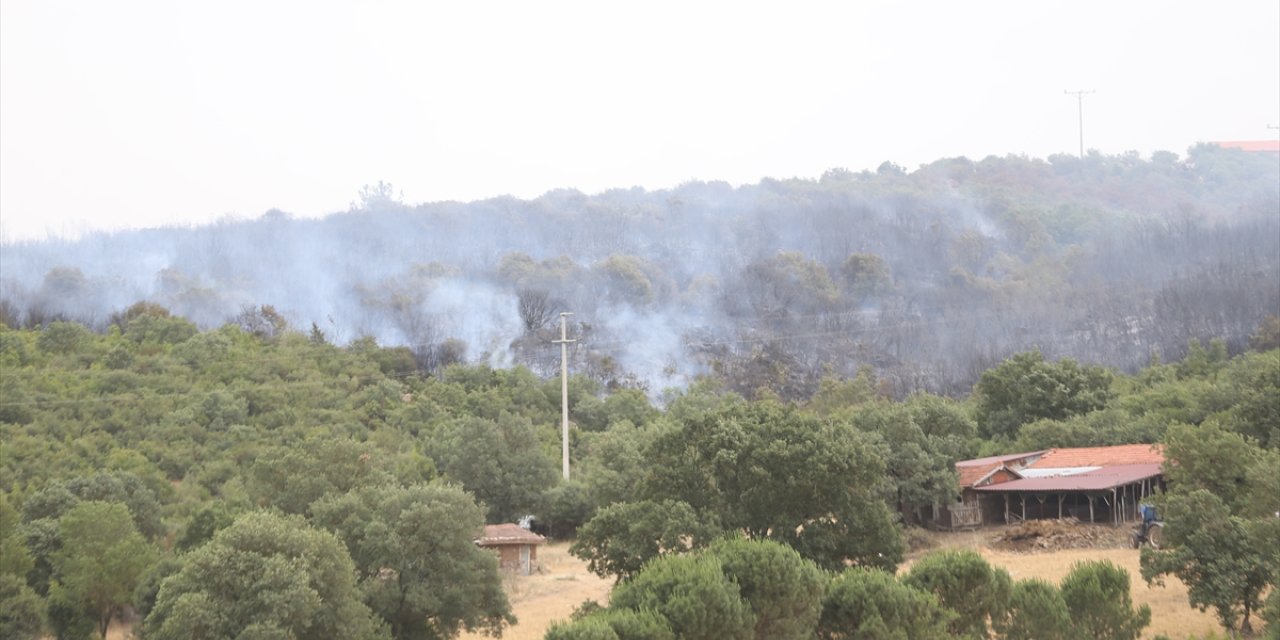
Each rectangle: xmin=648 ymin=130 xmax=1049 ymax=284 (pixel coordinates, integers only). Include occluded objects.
xmin=1213 ymin=140 xmax=1280 ymax=154
xmin=944 ymin=444 xmax=1166 ymax=528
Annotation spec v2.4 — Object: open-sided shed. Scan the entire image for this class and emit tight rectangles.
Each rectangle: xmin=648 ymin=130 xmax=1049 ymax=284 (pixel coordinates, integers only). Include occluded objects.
xmin=965 ymin=444 xmax=1165 ymax=526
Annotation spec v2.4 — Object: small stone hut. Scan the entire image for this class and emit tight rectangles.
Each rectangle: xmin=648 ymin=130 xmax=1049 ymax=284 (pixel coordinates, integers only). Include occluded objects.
xmin=475 ymin=523 xmax=546 ymax=575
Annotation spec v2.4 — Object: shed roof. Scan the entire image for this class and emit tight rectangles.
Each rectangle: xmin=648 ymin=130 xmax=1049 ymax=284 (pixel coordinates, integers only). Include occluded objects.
xmin=956 ymin=451 xmax=1046 ymax=469
xmin=1214 ymin=140 xmax=1280 ymax=153
xmin=1029 ymin=444 xmax=1163 ymax=468
xmin=956 ymin=451 xmax=1044 ymax=488
xmin=974 ymin=463 xmax=1162 ymax=492
xmin=476 ymin=524 xmax=546 ymax=546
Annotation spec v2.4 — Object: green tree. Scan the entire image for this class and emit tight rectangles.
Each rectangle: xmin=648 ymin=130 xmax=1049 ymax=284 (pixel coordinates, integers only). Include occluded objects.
xmin=545 ymin=608 xmax=674 ymax=640
xmin=577 ymin=420 xmax=658 ymax=508
xmin=1140 ymin=489 xmax=1275 ymax=636
xmin=0 ymin=493 xmax=34 ymax=580
xmin=818 ymin=567 xmax=953 ymax=640
xmin=176 ymin=503 xmax=238 ymax=552
xmin=427 ymin=414 xmax=558 ymax=523
xmin=571 ymin=499 xmax=713 ymax=582
xmin=144 ymin=512 xmax=388 ymax=640
xmin=50 ymin=501 xmax=157 ymax=638
xmin=994 ymin=578 xmax=1070 ymax=640
xmin=974 ymin=350 xmax=1113 ymax=440
xmin=0 ymin=574 xmax=45 ymax=640
xmin=901 ymin=549 xmax=1011 ymax=639
xmin=247 ymin=438 xmax=391 ymax=515
xmin=1209 ymin=349 xmax=1280 ymax=449
xmin=708 ymin=537 xmax=826 ymax=640
xmin=309 ymin=483 xmax=514 ymax=640
xmin=849 ymin=403 xmax=961 ymax=523
xmin=62 ymin=471 xmax=165 ymax=540
xmin=609 ymin=553 xmax=755 ymax=640
xmin=36 ymin=321 xmax=92 ymax=355
xmin=640 ymin=401 xmax=904 ymax=571
xmin=1060 ymin=560 xmax=1150 ymax=640
xmin=540 ymin=479 xmax=595 ymax=539
xmin=1161 ymin=421 xmax=1262 ymax=513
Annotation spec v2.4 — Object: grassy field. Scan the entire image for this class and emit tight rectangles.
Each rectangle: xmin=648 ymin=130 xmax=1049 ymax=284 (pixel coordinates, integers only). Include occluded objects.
xmin=471 ymin=528 xmax=1224 ymax=640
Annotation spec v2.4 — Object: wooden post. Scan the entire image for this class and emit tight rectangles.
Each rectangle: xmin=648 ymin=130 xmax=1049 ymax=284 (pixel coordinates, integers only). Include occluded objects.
xmin=1058 ymin=494 xmax=1065 ymax=519
xmin=1021 ymin=494 xmax=1026 ymax=522
xmin=1088 ymin=495 xmax=1094 ymax=523
xmin=1004 ymin=494 xmax=1010 ymax=524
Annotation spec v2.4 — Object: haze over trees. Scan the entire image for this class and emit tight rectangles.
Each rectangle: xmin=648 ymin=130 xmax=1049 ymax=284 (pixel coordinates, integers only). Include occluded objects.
xmin=3 ymin=147 xmax=1277 ymax=399
xmin=1 ymin=148 xmax=1278 ymax=638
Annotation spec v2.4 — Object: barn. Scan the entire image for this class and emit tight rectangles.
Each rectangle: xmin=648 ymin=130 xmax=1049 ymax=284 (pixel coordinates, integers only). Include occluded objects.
xmin=948 ymin=444 xmax=1165 ymax=528
xmin=475 ymin=523 xmax=546 ymax=575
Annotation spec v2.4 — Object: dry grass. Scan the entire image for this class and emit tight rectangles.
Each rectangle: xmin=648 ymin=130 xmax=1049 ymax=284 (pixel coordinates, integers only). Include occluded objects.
xmin=458 ymin=542 xmax=613 ymax=640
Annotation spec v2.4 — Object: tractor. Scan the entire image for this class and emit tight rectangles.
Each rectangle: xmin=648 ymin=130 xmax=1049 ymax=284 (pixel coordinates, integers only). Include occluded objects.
xmin=1130 ymin=503 xmax=1164 ymax=549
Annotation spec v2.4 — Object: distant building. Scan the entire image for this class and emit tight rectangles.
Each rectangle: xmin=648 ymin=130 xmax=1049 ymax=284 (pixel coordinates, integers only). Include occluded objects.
xmin=933 ymin=444 xmax=1165 ymax=529
xmin=1212 ymin=140 xmax=1280 ymax=154
xmin=475 ymin=523 xmax=545 ymax=575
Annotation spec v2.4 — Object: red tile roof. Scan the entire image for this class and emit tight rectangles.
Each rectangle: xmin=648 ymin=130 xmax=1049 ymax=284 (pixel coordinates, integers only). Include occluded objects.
xmin=476 ymin=524 xmax=546 ymax=546
xmin=974 ymin=464 xmax=1162 ymax=492
xmin=955 ymin=451 xmax=1045 ymax=488
xmin=955 ymin=444 xmax=1165 ymax=492
xmin=1029 ymin=444 xmax=1163 ymax=469
xmin=1214 ymin=140 xmax=1280 ymax=153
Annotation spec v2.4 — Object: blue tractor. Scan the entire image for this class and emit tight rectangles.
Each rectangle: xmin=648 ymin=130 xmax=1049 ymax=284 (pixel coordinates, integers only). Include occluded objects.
xmin=1130 ymin=503 xmax=1164 ymax=549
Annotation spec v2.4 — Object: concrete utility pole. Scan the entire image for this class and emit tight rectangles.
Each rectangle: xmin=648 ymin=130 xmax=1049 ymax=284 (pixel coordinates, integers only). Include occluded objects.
xmin=1065 ymin=89 xmax=1095 ymax=157
xmin=553 ymin=312 xmax=575 ymax=480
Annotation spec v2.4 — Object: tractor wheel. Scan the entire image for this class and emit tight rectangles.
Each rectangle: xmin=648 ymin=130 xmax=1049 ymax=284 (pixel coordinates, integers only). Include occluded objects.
xmin=1147 ymin=523 xmax=1164 ymax=549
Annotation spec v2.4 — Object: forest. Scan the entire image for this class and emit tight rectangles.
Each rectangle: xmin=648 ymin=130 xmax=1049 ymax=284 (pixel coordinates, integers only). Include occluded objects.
xmin=0 ymin=304 xmax=1277 ymax=638
xmin=2 ymin=145 xmax=1277 ymax=398
xmin=1 ymin=145 xmax=1278 ymax=639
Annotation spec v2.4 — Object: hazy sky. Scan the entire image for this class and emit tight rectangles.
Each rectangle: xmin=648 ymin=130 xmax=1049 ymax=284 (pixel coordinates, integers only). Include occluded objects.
xmin=2 ymin=1 xmax=1277 ymax=242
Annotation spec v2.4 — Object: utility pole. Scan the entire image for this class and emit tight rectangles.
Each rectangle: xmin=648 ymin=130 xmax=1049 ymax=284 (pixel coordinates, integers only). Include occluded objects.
xmin=1065 ymin=89 xmax=1095 ymax=157
xmin=553 ymin=312 xmax=575 ymax=480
